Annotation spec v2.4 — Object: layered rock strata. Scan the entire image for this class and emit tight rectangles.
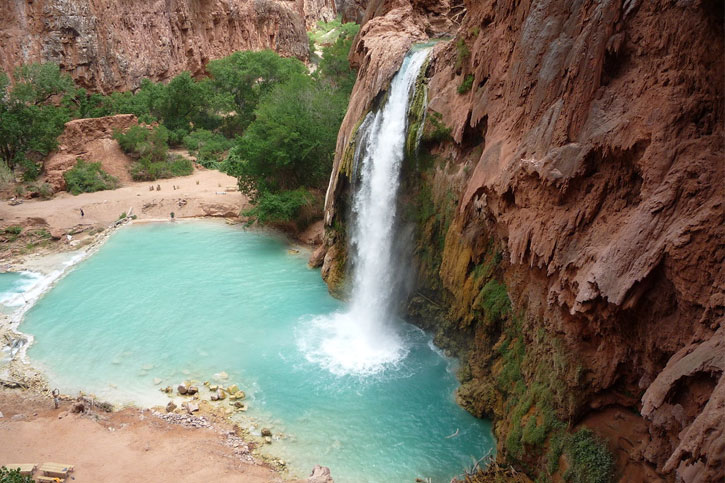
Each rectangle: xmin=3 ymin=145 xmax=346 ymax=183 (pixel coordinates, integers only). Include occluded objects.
xmin=321 ymin=0 xmax=724 ymax=481
xmin=0 ymin=0 xmax=326 ymax=92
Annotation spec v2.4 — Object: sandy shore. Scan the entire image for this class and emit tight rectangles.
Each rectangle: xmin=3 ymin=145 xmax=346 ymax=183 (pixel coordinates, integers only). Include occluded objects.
xmin=1 ymin=167 xmax=247 ymax=231
xmin=0 ymin=388 xmax=302 ymax=482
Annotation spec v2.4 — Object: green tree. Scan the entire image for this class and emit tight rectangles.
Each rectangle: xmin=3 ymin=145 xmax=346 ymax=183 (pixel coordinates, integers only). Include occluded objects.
xmin=0 ymin=64 xmax=72 ymax=172
xmin=206 ymin=50 xmax=307 ymax=134
xmin=225 ymin=74 xmax=345 ymax=197
xmin=318 ymin=22 xmax=360 ymax=94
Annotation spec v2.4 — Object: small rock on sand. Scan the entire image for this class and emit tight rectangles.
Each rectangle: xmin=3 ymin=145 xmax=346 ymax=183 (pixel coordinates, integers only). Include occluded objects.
xmin=261 ymin=428 xmax=272 ymax=437
xmin=308 ymin=465 xmax=334 ymax=483
xmin=166 ymin=402 xmax=177 ymax=413
xmin=177 ymin=384 xmax=188 ymax=395
xmin=186 ymin=386 xmax=198 ymax=395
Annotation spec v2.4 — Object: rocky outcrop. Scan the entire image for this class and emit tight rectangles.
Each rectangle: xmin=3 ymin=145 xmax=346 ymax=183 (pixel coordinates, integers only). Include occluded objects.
xmin=335 ymin=0 xmax=369 ymax=24
xmin=0 ymin=0 xmax=317 ymax=92
xmin=322 ymin=0 xmax=724 ymax=481
xmin=44 ymin=114 xmax=138 ymax=191
xmin=295 ymin=0 xmax=337 ymax=29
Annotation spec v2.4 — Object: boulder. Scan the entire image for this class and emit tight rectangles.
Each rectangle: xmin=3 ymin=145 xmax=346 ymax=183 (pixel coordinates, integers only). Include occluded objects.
xmin=308 ymin=465 xmax=334 ymax=483
xmin=70 ymin=402 xmax=85 ymax=413
xmin=177 ymin=384 xmax=188 ymax=395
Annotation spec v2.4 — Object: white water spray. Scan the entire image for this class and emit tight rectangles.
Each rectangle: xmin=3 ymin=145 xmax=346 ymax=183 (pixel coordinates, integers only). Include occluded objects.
xmin=299 ymin=47 xmax=431 ymax=376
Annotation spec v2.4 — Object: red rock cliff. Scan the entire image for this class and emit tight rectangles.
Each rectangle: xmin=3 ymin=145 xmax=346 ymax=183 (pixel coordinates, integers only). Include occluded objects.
xmin=322 ymin=0 xmax=724 ymax=481
xmin=0 ymin=0 xmax=338 ymax=92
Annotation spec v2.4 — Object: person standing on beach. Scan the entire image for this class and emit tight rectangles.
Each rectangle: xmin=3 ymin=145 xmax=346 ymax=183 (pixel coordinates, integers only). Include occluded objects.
xmin=80 ymin=208 xmax=84 ymax=217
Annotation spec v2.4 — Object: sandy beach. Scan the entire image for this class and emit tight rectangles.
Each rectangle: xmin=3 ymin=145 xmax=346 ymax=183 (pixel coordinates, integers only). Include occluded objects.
xmin=1 ymin=167 xmax=246 ymax=232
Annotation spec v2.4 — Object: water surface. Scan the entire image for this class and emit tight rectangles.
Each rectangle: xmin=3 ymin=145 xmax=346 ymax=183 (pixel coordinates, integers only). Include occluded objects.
xmin=21 ymin=221 xmax=494 ymax=482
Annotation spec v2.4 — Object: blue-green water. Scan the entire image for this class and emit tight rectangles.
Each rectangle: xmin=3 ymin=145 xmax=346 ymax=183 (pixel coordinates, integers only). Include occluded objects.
xmin=20 ymin=221 xmax=494 ymax=482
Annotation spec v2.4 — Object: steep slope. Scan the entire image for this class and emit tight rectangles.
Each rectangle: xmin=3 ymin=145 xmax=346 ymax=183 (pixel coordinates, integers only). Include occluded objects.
xmin=0 ymin=0 xmax=337 ymax=92
xmin=320 ymin=0 xmax=724 ymax=481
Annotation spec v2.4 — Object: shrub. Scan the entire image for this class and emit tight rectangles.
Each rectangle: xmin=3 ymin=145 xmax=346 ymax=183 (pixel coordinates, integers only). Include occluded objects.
xmin=129 ymin=155 xmax=193 ymax=181
xmin=458 ymin=74 xmax=474 ymax=94
xmin=243 ymin=188 xmax=313 ymax=224
xmin=0 ymin=466 xmax=34 ymax=483
xmin=63 ymin=159 xmax=119 ymax=195
xmin=33 ymin=182 xmax=54 ymax=199
xmin=182 ymin=129 xmax=233 ymax=168
xmin=3 ymin=226 xmax=22 ymax=235
xmin=114 ymin=124 xmax=169 ymax=163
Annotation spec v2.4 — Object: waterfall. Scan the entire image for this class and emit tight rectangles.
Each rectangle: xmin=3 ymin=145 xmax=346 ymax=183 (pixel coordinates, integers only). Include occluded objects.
xmin=299 ymin=47 xmax=431 ymax=376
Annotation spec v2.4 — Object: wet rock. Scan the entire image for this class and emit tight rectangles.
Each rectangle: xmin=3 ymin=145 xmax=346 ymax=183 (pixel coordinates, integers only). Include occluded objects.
xmin=210 ymin=393 xmax=219 ymax=401
xmin=264 ymin=436 xmax=272 ymax=444
xmin=261 ymin=427 xmax=272 ymax=437
xmin=216 ymin=389 xmax=226 ymax=400
xmin=225 ymin=384 xmax=239 ymax=395
xmin=229 ymin=390 xmax=246 ymax=400
xmin=177 ymin=384 xmax=188 ymax=395
xmin=166 ymin=402 xmax=177 ymax=413
xmin=186 ymin=385 xmax=198 ymax=395
xmin=161 ymin=386 xmax=172 ymax=394
xmin=209 ymin=384 xmax=219 ymax=392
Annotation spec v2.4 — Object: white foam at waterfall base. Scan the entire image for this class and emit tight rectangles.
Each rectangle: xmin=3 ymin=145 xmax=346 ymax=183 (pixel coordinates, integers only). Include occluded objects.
xmin=298 ymin=47 xmax=431 ymax=377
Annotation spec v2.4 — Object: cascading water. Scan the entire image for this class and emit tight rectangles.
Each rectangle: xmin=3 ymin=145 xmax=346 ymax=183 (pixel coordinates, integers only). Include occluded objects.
xmin=299 ymin=47 xmax=431 ymax=376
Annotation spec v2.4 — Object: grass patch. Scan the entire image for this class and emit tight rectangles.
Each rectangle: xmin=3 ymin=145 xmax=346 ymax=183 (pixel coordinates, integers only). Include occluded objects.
xmin=456 ymin=38 xmax=471 ymax=68
xmin=563 ymin=429 xmax=615 ymax=483
xmin=458 ymin=74 xmax=474 ymax=94
xmin=477 ymin=279 xmax=511 ymax=323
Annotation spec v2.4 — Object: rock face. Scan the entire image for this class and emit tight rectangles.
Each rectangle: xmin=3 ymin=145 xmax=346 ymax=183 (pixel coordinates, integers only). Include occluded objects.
xmin=322 ymin=0 xmax=724 ymax=481
xmin=44 ymin=114 xmax=138 ymax=192
xmin=0 ymin=0 xmax=324 ymax=92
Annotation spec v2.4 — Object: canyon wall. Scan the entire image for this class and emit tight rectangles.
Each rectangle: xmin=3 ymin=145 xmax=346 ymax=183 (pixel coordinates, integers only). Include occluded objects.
xmin=321 ymin=0 xmax=724 ymax=481
xmin=0 ymin=0 xmax=336 ymax=92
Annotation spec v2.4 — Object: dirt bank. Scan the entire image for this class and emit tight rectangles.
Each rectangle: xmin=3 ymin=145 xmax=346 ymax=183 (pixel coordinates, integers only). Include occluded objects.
xmin=0 ymin=387 xmax=308 ymax=482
